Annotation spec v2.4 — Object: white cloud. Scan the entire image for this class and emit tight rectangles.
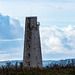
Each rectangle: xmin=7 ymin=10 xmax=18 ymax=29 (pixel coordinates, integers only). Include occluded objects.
xmin=0 ymin=53 xmax=23 ymax=61
xmin=40 ymin=25 xmax=75 ymax=54
xmin=0 ymin=0 xmax=75 ymax=27
xmin=0 ymin=38 xmax=23 ymax=42
xmin=0 ymin=13 xmax=23 ymax=39
xmin=0 ymin=13 xmax=24 ymax=61
xmin=0 ymin=47 xmax=23 ymax=61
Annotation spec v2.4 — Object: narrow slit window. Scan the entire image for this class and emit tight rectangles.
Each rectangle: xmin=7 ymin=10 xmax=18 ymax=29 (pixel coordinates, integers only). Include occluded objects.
xmin=28 ymin=53 xmax=30 ymax=57
xmin=28 ymin=62 xmax=30 ymax=66
xmin=28 ymin=44 xmax=30 ymax=48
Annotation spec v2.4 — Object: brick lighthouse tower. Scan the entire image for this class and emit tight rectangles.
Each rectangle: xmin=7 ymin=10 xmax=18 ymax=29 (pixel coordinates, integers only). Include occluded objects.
xmin=23 ymin=17 xmax=42 ymax=68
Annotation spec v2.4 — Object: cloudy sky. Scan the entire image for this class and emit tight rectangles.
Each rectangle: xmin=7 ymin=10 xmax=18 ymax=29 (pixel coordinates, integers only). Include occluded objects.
xmin=0 ymin=0 xmax=75 ymax=61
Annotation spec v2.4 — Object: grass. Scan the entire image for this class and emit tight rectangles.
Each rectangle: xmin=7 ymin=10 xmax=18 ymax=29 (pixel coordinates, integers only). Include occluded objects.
xmin=0 ymin=67 xmax=75 ymax=75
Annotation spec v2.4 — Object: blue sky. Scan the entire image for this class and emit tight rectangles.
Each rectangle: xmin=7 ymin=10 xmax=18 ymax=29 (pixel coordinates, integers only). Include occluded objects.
xmin=0 ymin=0 xmax=75 ymax=61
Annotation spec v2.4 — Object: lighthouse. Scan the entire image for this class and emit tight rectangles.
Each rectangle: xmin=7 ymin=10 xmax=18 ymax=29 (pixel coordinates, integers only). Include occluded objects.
xmin=23 ymin=17 xmax=42 ymax=68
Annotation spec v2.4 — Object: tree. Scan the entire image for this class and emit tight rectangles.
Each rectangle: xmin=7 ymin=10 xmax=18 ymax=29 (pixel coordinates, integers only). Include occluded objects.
xmin=15 ymin=62 xmax=18 ymax=70
xmin=19 ymin=62 xmax=23 ymax=69
xmin=6 ymin=62 xmax=11 ymax=68
xmin=72 ymin=59 xmax=75 ymax=67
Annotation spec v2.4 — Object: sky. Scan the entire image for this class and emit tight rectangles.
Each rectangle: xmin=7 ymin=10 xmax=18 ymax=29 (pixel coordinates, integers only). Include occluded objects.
xmin=0 ymin=0 xmax=75 ymax=61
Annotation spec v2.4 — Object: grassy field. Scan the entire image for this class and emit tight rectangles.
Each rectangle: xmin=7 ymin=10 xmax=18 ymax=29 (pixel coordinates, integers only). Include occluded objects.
xmin=0 ymin=67 xmax=75 ymax=75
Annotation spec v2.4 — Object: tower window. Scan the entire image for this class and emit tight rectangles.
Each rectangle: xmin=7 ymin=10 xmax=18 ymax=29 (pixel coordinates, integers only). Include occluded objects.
xmin=28 ymin=18 xmax=31 ymax=23
xmin=28 ymin=44 xmax=30 ymax=48
xmin=27 ymin=44 xmax=30 ymax=49
xmin=27 ymin=24 xmax=31 ymax=30
xmin=28 ymin=36 xmax=31 ymax=40
xmin=28 ymin=62 xmax=30 ymax=66
xmin=28 ymin=53 xmax=30 ymax=57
